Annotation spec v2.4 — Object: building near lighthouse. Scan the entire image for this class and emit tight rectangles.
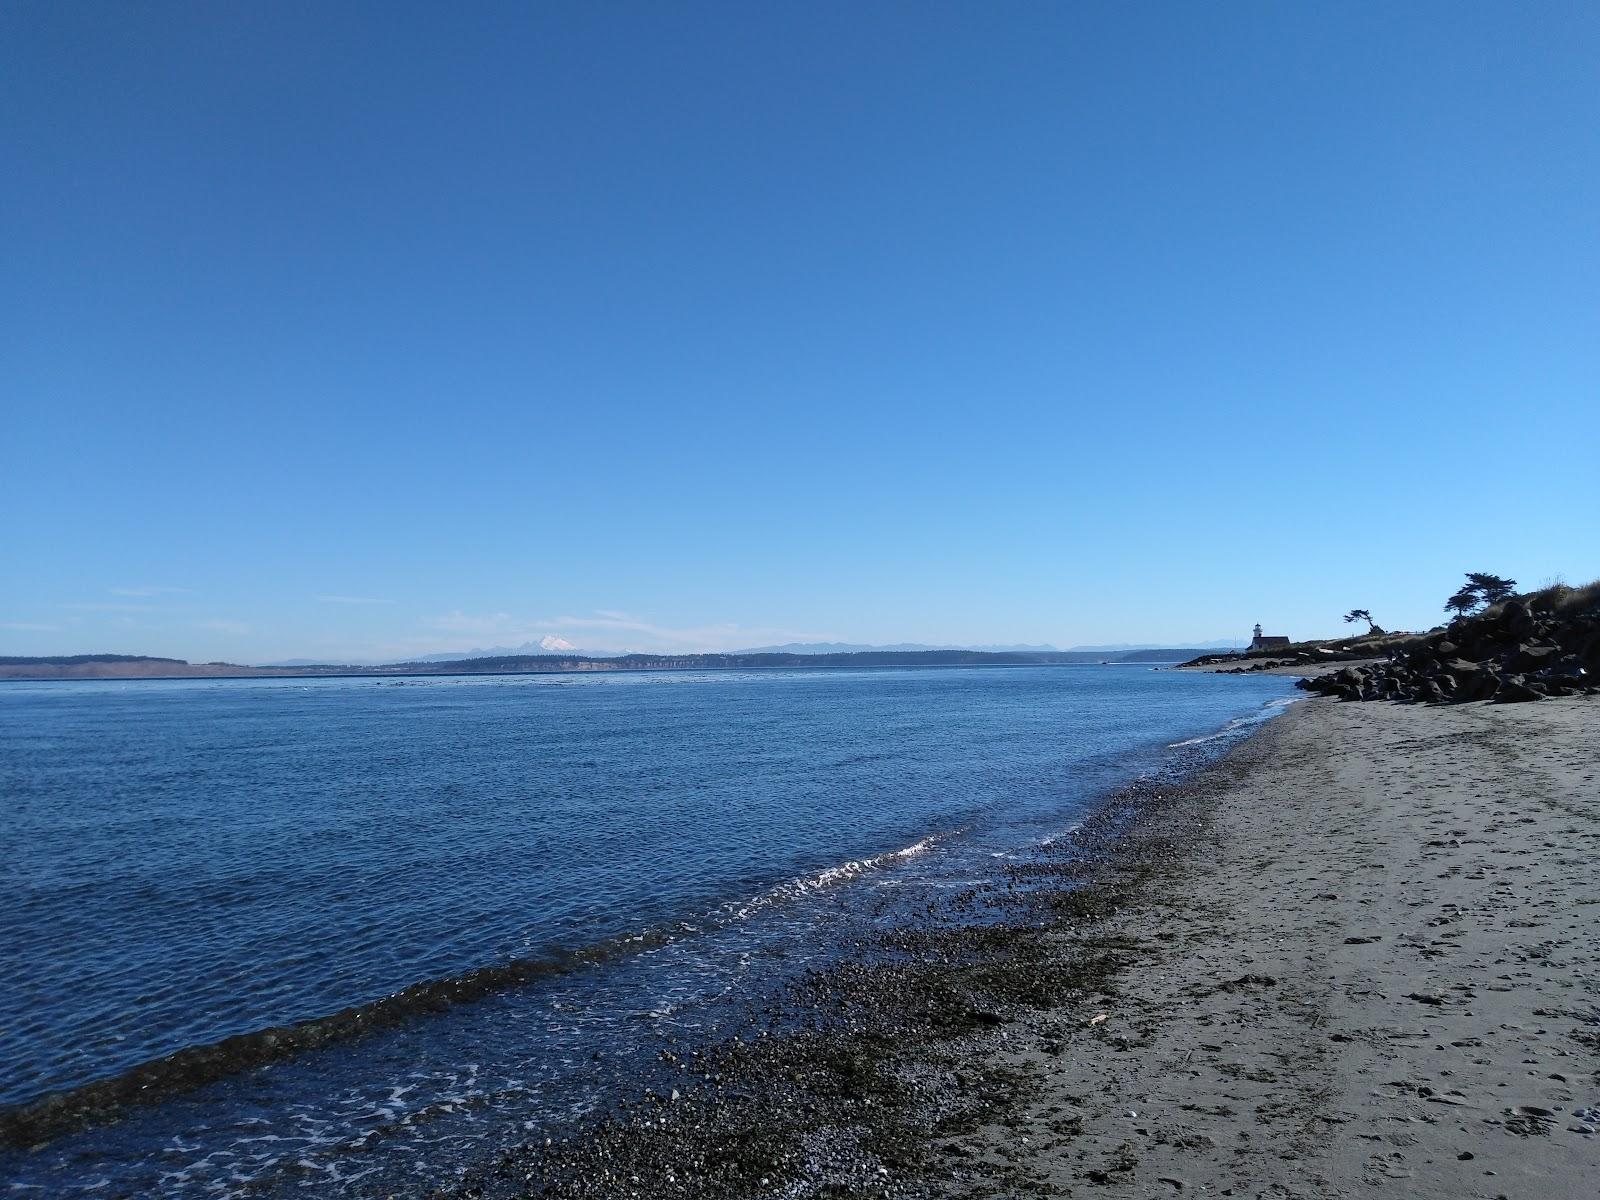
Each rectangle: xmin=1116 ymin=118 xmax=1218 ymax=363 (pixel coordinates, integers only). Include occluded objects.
xmin=1249 ymin=623 xmax=1291 ymax=652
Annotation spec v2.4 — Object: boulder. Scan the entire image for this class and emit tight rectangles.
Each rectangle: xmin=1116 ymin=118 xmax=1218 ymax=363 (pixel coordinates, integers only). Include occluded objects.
xmin=1442 ymin=660 xmax=1496 ymax=701
xmin=1458 ymin=667 xmax=1502 ymax=702
xmin=1300 ymin=598 xmax=1600 ymax=706
xmin=1494 ymin=675 xmax=1544 ymax=703
xmin=1580 ymin=631 xmax=1600 ymax=670
xmin=1510 ymin=644 xmax=1561 ymax=673
xmin=1503 ymin=602 xmax=1536 ymax=638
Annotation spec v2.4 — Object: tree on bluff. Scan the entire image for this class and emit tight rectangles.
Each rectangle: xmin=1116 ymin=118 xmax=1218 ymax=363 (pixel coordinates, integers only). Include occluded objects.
xmin=1343 ymin=608 xmax=1382 ymax=634
xmin=1465 ymin=572 xmax=1517 ymax=607
xmin=1444 ymin=588 xmax=1479 ymax=621
xmin=1443 ymin=572 xmax=1519 ymax=620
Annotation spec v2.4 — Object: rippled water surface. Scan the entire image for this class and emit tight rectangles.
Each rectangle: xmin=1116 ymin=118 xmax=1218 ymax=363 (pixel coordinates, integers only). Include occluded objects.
xmin=1 ymin=665 xmax=1294 ymax=1196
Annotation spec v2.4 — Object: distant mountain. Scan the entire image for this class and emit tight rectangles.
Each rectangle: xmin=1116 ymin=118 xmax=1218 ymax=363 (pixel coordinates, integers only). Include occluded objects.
xmin=742 ymin=642 xmax=942 ymax=654
xmin=740 ymin=639 xmax=1241 ymax=655
xmin=255 ymin=639 xmax=1244 ymax=668
xmin=1065 ymin=639 xmax=1241 ymax=653
xmin=740 ymin=641 xmax=1064 ymax=654
xmin=965 ymin=643 xmax=1064 ymax=653
xmin=1 ymin=647 xmax=1224 ymax=680
xmin=400 ymin=636 xmax=607 ymax=663
xmin=387 ymin=648 xmax=1221 ymax=670
xmin=260 ymin=658 xmax=360 ymax=667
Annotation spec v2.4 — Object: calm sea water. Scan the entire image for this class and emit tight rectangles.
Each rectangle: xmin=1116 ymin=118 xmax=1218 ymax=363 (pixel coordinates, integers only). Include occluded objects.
xmin=1 ymin=665 xmax=1294 ymax=1196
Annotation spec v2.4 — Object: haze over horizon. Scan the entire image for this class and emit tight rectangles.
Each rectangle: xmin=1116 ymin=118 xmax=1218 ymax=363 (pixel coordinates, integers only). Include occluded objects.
xmin=250 ymin=637 xmax=1249 ymax=669
xmin=5 ymin=4 xmax=1597 ymax=664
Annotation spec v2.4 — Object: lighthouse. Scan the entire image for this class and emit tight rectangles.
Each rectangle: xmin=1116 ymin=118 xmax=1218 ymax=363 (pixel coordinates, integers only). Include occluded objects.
xmin=1250 ymin=623 xmax=1291 ymax=651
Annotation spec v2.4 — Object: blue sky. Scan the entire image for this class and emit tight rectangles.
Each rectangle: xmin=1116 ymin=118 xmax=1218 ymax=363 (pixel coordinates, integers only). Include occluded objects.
xmin=4 ymin=2 xmax=1596 ymax=662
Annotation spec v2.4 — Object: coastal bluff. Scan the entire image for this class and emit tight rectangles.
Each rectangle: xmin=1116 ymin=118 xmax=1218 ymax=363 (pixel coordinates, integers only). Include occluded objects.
xmin=1300 ymin=584 xmax=1600 ymax=704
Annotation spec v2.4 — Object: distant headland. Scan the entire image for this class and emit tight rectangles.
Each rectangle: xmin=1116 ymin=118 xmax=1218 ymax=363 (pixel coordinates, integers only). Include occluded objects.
xmin=0 ymin=648 xmax=1217 ymax=681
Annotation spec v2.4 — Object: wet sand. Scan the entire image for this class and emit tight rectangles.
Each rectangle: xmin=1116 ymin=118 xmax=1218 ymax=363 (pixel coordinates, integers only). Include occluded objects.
xmin=460 ymin=695 xmax=1598 ymax=1198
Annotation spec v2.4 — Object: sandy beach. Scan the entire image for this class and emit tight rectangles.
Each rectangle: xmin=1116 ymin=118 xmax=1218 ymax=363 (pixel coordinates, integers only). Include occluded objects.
xmin=482 ymin=690 xmax=1598 ymax=1199
xmin=939 ymin=695 xmax=1599 ymax=1198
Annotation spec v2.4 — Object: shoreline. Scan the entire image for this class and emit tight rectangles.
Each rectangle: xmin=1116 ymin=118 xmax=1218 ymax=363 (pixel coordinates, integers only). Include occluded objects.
xmin=11 ymin=689 xmax=1592 ymax=1196
xmin=0 ymin=679 xmax=1288 ymax=1170
xmin=440 ymin=702 xmax=1309 ymax=1198
xmin=457 ymin=693 xmax=1597 ymax=1198
xmin=939 ymin=692 xmax=1599 ymax=1197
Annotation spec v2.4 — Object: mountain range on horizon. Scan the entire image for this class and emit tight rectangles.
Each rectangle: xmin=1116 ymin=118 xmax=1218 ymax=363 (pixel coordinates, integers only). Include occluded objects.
xmin=257 ymin=637 xmax=1244 ymax=668
xmin=734 ymin=640 xmax=1244 ymax=655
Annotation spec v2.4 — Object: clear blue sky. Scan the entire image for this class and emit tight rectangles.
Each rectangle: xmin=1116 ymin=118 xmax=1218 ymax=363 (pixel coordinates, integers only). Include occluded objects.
xmin=4 ymin=2 xmax=1596 ymax=662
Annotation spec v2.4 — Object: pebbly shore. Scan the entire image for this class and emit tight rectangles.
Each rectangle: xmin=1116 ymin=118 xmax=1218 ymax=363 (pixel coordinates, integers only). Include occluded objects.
xmin=435 ymin=692 xmax=1598 ymax=1199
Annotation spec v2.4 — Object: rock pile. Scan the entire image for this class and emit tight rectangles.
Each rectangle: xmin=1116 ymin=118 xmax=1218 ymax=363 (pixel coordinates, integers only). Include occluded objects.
xmin=1184 ymin=644 xmax=1386 ymax=674
xmin=1299 ymin=596 xmax=1599 ymax=705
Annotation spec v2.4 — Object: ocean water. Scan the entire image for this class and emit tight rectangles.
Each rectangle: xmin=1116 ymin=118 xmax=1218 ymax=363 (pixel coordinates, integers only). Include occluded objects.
xmin=0 ymin=665 xmax=1295 ymax=1196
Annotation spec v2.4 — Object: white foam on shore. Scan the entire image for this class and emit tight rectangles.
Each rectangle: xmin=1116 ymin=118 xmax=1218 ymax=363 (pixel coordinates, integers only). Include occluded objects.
xmin=780 ymin=835 xmax=938 ymax=895
xmin=720 ymin=834 xmax=943 ymax=921
xmin=1037 ymin=821 xmax=1082 ymax=847
xmin=1167 ymin=695 xmax=1302 ymax=748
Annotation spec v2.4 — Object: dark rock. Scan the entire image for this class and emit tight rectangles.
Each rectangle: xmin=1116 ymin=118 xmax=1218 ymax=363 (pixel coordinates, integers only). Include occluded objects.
xmin=1296 ymin=601 xmax=1600 ymax=705
xmin=1510 ymin=644 xmax=1560 ymax=672
xmin=1493 ymin=676 xmax=1543 ymax=704
xmin=1503 ymin=602 xmax=1536 ymax=638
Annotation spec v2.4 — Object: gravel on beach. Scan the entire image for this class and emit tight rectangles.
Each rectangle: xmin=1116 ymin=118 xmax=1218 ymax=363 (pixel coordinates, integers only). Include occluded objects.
xmin=442 ymin=695 xmax=1598 ymax=1199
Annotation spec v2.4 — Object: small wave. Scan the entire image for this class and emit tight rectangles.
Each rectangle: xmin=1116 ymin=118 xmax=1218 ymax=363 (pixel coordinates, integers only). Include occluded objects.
xmin=787 ymin=835 xmax=935 ymax=893
xmin=0 ymin=933 xmax=668 ymax=1151
xmin=1166 ymin=695 xmax=1301 ymax=747
xmin=719 ymin=835 xmax=942 ymax=920
xmin=1036 ymin=821 xmax=1082 ymax=848
xmin=1 ymin=833 xmax=950 ymax=1152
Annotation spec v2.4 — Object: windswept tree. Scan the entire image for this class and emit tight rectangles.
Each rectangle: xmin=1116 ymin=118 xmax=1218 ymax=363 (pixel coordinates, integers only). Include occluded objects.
xmin=1465 ymin=572 xmax=1517 ymax=607
xmin=1444 ymin=586 xmax=1480 ymax=621
xmin=1343 ymin=608 xmax=1381 ymax=634
xmin=1444 ymin=572 xmax=1519 ymax=620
